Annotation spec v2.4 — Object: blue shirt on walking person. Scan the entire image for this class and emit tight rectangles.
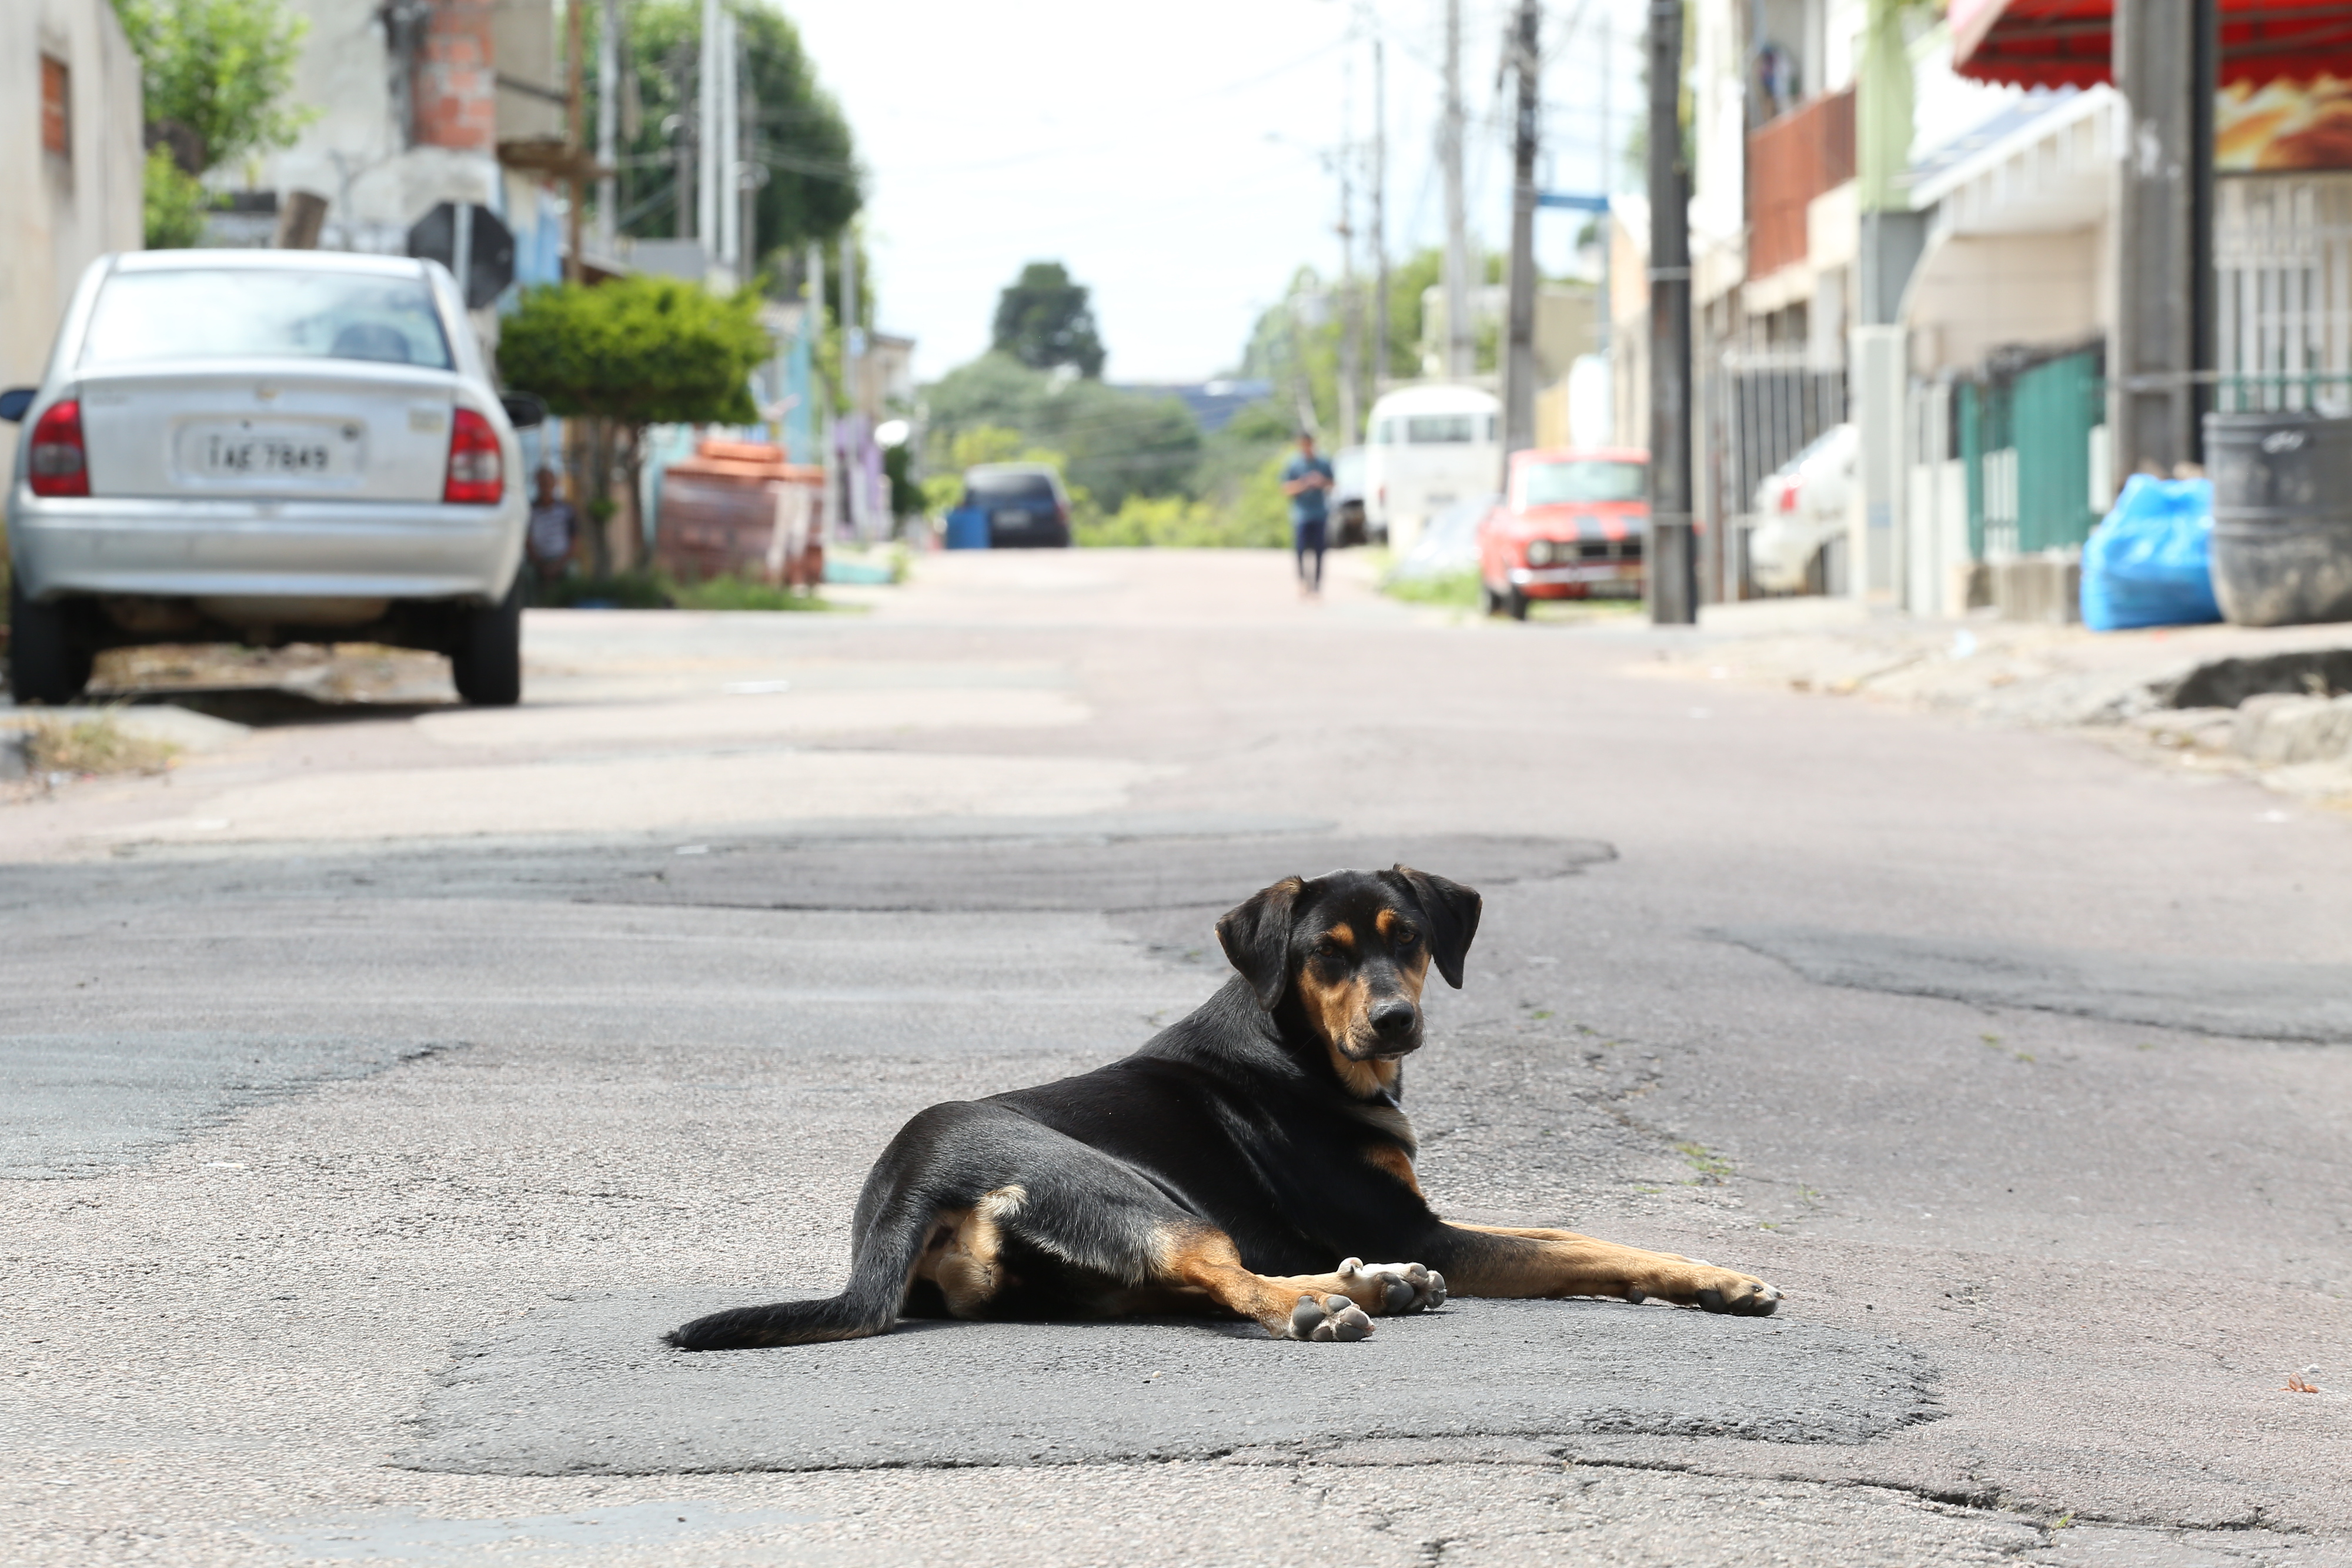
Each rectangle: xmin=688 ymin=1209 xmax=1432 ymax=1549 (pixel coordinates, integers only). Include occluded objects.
xmin=1281 ymin=433 xmax=1335 ymax=596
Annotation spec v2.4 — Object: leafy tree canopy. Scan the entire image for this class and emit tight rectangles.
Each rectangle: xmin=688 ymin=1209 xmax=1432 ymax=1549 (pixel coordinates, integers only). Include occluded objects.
xmin=115 ymin=0 xmax=308 ymax=174
xmin=496 ymin=277 xmax=769 ymax=428
xmin=922 ymin=353 xmax=1200 ymax=512
xmin=990 ymin=262 xmax=1107 ymax=379
xmin=597 ymin=0 xmax=862 ymax=275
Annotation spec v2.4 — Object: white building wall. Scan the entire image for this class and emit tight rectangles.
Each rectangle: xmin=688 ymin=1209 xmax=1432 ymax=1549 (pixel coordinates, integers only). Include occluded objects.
xmin=0 ymin=0 xmax=143 ymax=480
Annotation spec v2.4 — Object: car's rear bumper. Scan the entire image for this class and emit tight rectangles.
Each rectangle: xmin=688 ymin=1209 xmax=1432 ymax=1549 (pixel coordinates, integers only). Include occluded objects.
xmin=988 ymin=523 xmax=1071 ymax=549
xmin=6 ymin=487 xmax=526 ymax=603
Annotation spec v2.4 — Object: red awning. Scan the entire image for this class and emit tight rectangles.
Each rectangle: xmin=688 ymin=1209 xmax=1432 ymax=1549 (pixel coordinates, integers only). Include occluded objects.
xmin=1955 ymin=0 xmax=2352 ymax=89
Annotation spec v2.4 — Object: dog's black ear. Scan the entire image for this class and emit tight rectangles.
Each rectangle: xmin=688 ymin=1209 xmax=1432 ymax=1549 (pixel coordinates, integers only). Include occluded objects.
xmin=1391 ymin=866 xmax=1481 ymax=988
xmin=1217 ymin=875 xmax=1304 ymax=1009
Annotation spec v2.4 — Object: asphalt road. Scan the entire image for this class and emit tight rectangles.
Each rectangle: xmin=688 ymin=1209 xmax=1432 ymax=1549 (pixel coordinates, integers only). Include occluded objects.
xmin=4 ymin=550 xmax=2348 ymax=1567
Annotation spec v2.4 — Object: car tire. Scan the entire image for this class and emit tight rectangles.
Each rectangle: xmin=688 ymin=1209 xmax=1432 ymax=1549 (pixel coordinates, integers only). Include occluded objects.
xmin=7 ymin=576 xmax=94 ymax=706
xmin=450 ymin=574 xmax=524 ymax=707
xmin=1507 ymin=589 xmax=1531 ymax=621
xmin=1480 ymin=583 xmax=1504 ymax=616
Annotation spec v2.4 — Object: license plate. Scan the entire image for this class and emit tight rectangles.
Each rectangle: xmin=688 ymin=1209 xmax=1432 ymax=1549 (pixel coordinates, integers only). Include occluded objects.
xmin=995 ymin=509 xmax=1033 ymax=526
xmin=1564 ymin=563 xmax=1636 ymax=581
xmin=181 ymin=420 xmax=362 ymax=481
xmin=1585 ymin=579 xmax=1643 ymax=597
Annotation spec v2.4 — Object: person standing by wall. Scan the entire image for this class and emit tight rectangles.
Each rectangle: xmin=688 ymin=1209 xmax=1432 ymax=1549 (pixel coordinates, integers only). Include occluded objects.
xmin=1281 ymin=432 xmax=1335 ymax=598
xmin=526 ymin=467 xmax=579 ymax=591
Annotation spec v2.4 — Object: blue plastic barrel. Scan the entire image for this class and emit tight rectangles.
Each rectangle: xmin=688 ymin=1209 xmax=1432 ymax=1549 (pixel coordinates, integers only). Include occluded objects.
xmin=944 ymin=505 xmax=990 ymax=550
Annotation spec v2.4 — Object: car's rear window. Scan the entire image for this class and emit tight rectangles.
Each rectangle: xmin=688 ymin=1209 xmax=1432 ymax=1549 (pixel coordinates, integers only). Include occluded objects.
xmin=968 ymin=472 xmax=1057 ymax=506
xmin=81 ymin=269 xmax=454 ymax=370
xmin=1523 ymin=460 xmax=1645 ymax=505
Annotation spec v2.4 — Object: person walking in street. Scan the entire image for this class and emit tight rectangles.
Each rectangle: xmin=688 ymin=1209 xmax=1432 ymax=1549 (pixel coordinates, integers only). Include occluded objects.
xmin=526 ymin=467 xmax=579 ymax=591
xmin=1281 ymin=431 xmax=1335 ymax=598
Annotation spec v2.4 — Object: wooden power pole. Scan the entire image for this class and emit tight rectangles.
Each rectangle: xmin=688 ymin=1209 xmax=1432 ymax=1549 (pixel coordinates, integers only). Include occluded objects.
xmin=1645 ymin=0 xmax=1695 ymax=625
xmin=1501 ymin=0 xmax=1541 ymax=470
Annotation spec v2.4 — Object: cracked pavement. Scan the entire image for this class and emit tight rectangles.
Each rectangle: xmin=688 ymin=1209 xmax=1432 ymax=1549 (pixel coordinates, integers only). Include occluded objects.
xmin=2 ymin=551 xmax=2348 ymax=1565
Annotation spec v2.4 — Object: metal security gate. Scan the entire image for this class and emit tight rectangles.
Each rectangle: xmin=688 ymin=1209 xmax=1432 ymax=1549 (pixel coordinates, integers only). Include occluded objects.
xmin=1958 ymin=345 xmax=2104 ymax=560
xmin=2217 ymin=175 xmax=2352 ymax=413
xmin=1703 ymin=344 xmax=1847 ymax=596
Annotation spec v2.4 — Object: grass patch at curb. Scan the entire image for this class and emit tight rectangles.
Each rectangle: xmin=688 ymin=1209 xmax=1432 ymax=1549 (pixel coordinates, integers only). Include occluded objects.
xmin=536 ymin=570 xmax=857 ymax=613
xmin=1383 ymin=569 xmax=1482 ymax=608
xmin=17 ymin=708 xmax=181 ymax=777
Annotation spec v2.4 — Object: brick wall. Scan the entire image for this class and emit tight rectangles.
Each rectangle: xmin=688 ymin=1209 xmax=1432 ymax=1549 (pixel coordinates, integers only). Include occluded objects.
xmin=413 ymin=0 xmax=496 ymax=151
xmin=1746 ymin=88 xmax=1856 ymax=280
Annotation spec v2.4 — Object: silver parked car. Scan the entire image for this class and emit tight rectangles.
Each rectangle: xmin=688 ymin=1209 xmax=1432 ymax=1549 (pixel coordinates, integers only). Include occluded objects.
xmin=2 ymin=250 xmax=539 ymax=706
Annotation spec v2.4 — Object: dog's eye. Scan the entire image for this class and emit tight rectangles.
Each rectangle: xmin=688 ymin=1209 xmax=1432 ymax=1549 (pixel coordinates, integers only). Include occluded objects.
xmin=1391 ymin=924 xmax=1419 ymax=946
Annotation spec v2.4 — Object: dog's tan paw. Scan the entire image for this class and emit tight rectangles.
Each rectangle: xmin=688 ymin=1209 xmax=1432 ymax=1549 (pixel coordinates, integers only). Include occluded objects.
xmin=1287 ymin=1292 xmax=1374 ymax=1342
xmin=1690 ymin=1266 xmax=1780 ymax=1316
xmin=1337 ymin=1258 xmax=1447 ymax=1314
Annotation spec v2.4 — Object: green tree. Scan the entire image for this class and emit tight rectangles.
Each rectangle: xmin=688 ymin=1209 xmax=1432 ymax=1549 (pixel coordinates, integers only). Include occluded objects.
xmin=922 ymin=353 xmax=1198 ymax=511
xmin=596 ymin=0 xmax=861 ymax=276
xmin=990 ymin=262 xmax=1107 ymax=378
xmin=115 ymin=0 xmax=308 ymax=175
xmin=497 ymin=277 xmax=772 ymax=571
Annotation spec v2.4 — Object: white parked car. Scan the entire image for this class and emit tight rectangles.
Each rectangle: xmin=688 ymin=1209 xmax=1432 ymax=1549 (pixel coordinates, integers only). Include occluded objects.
xmin=1364 ymin=383 xmax=1501 ymax=557
xmin=1746 ymin=422 xmax=1856 ymax=595
xmin=2 ymin=250 xmax=537 ymax=706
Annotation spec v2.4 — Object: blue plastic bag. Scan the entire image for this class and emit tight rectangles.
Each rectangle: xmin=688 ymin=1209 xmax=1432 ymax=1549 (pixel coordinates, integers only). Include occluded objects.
xmin=2080 ymin=474 xmax=2223 ymax=631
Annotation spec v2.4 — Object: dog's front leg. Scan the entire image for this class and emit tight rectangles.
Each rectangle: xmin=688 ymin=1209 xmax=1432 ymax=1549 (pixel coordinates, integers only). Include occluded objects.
xmin=1425 ymin=1223 xmax=1780 ymax=1315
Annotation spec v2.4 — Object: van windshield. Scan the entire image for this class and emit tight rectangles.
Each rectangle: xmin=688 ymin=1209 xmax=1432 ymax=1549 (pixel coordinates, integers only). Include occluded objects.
xmin=1404 ymin=414 xmax=1479 ymax=444
xmin=968 ymin=472 xmax=1058 ymax=506
xmin=1522 ymin=460 xmax=1646 ymax=506
xmin=82 ymin=269 xmax=454 ymax=370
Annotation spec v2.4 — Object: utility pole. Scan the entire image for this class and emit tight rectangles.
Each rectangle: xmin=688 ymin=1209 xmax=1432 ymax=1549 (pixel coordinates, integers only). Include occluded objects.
xmin=1338 ymin=55 xmax=1361 ymax=448
xmin=1596 ymin=4 xmax=1611 ymax=367
xmin=564 ymin=0 xmax=584 ymax=283
xmin=670 ymin=42 xmax=692 ymax=240
xmin=2111 ymin=0 xmax=2214 ymax=476
xmin=1501 ymin=0 xmax=1541 ymax=470
xmin=697 ymin=0 xmax=719 ymax=257
xmin=1441 ymin=0 xmax=1474 ymax=379
xmin=1646 ymin=0 xmax=1696 ymax=625
xmin=595 ymin=0 xmax=618 ymax=256
xmin=1372 ymin=30 xmax=1390 ymax=397
xmin=739 ymin=26 xmax=757 ymax=278
xmin=716 ymin=6 xmax=739 ymax=272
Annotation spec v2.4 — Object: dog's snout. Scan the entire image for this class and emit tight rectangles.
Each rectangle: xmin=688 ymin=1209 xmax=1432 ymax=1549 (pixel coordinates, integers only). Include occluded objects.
xmin=1369 ymin=998 xmax=1419 ymax=1039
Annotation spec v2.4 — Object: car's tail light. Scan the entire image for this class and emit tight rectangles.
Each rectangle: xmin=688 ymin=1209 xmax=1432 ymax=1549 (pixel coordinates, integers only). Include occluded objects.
xmin=28 ymin=399 xmax=89 ymax=498
xmin=1056 ymin=499 xmax=1071 ymax=526
xmin=443 ymin=407 xmax=503 ymax=504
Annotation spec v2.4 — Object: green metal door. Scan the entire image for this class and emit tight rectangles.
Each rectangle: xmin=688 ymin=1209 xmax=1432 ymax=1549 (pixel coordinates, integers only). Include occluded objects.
xmin=2010 ymin=349 xmax=2100 ymax=553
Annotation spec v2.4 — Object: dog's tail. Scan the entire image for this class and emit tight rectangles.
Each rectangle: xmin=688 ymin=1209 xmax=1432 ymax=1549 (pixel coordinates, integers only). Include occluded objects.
xmin=664 ymin=1185 xmax=935 ymax=1353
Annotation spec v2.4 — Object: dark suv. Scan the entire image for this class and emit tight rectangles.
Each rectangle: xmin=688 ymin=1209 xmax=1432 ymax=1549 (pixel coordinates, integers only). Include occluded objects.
xmin=964 ymin=463 xmax=1071 ymax=548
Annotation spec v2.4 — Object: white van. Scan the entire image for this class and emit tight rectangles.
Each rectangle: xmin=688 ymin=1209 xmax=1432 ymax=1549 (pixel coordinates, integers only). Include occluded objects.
xmin=1364 ymin=385 xmax=1502 ymax=555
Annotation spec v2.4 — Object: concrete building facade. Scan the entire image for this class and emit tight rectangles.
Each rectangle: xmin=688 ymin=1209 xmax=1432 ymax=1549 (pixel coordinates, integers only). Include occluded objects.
xmin=1 ymin=0 xmax=143 ymax=482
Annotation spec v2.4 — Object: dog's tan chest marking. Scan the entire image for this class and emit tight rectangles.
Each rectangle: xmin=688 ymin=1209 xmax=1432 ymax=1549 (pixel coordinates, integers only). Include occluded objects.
xmin=1364 ymin=1142 xmax=1422 ymax=1193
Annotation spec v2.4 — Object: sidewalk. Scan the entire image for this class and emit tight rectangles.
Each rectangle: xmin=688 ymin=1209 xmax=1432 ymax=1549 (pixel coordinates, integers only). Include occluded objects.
xmin=1649 ymin=597 xmax=2352 ymax=805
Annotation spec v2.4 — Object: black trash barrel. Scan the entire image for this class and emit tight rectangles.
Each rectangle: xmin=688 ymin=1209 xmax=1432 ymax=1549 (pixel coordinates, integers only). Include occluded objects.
xmin=2206 ymin=409 xmax=2352 ymax=626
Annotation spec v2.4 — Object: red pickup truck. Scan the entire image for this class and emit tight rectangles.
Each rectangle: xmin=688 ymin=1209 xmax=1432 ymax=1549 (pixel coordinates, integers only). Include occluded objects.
xmin=1478 ymin=446 xmax=1649 ymax=619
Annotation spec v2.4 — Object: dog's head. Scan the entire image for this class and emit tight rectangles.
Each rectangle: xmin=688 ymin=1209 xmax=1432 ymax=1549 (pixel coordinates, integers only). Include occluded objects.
xmin=1216 ymin=866 xmax=1482 ymax=1091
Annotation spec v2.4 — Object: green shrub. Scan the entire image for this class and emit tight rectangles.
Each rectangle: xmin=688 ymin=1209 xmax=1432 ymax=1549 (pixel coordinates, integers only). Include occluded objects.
xmin=143 ymin=148 xmax=211 ymax=249
xmin=1382 ymin=570 xmax=1481 ymax=607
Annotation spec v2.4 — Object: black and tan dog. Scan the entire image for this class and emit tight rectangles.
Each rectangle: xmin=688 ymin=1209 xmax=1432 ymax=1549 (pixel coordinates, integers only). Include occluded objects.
xmin=669 ymin=866 xmax=1780 ymax=1349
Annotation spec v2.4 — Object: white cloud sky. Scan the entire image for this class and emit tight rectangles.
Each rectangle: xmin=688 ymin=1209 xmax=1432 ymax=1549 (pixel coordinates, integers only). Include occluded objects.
xmin=786 ymin=0 xmax=1646 ymax=384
